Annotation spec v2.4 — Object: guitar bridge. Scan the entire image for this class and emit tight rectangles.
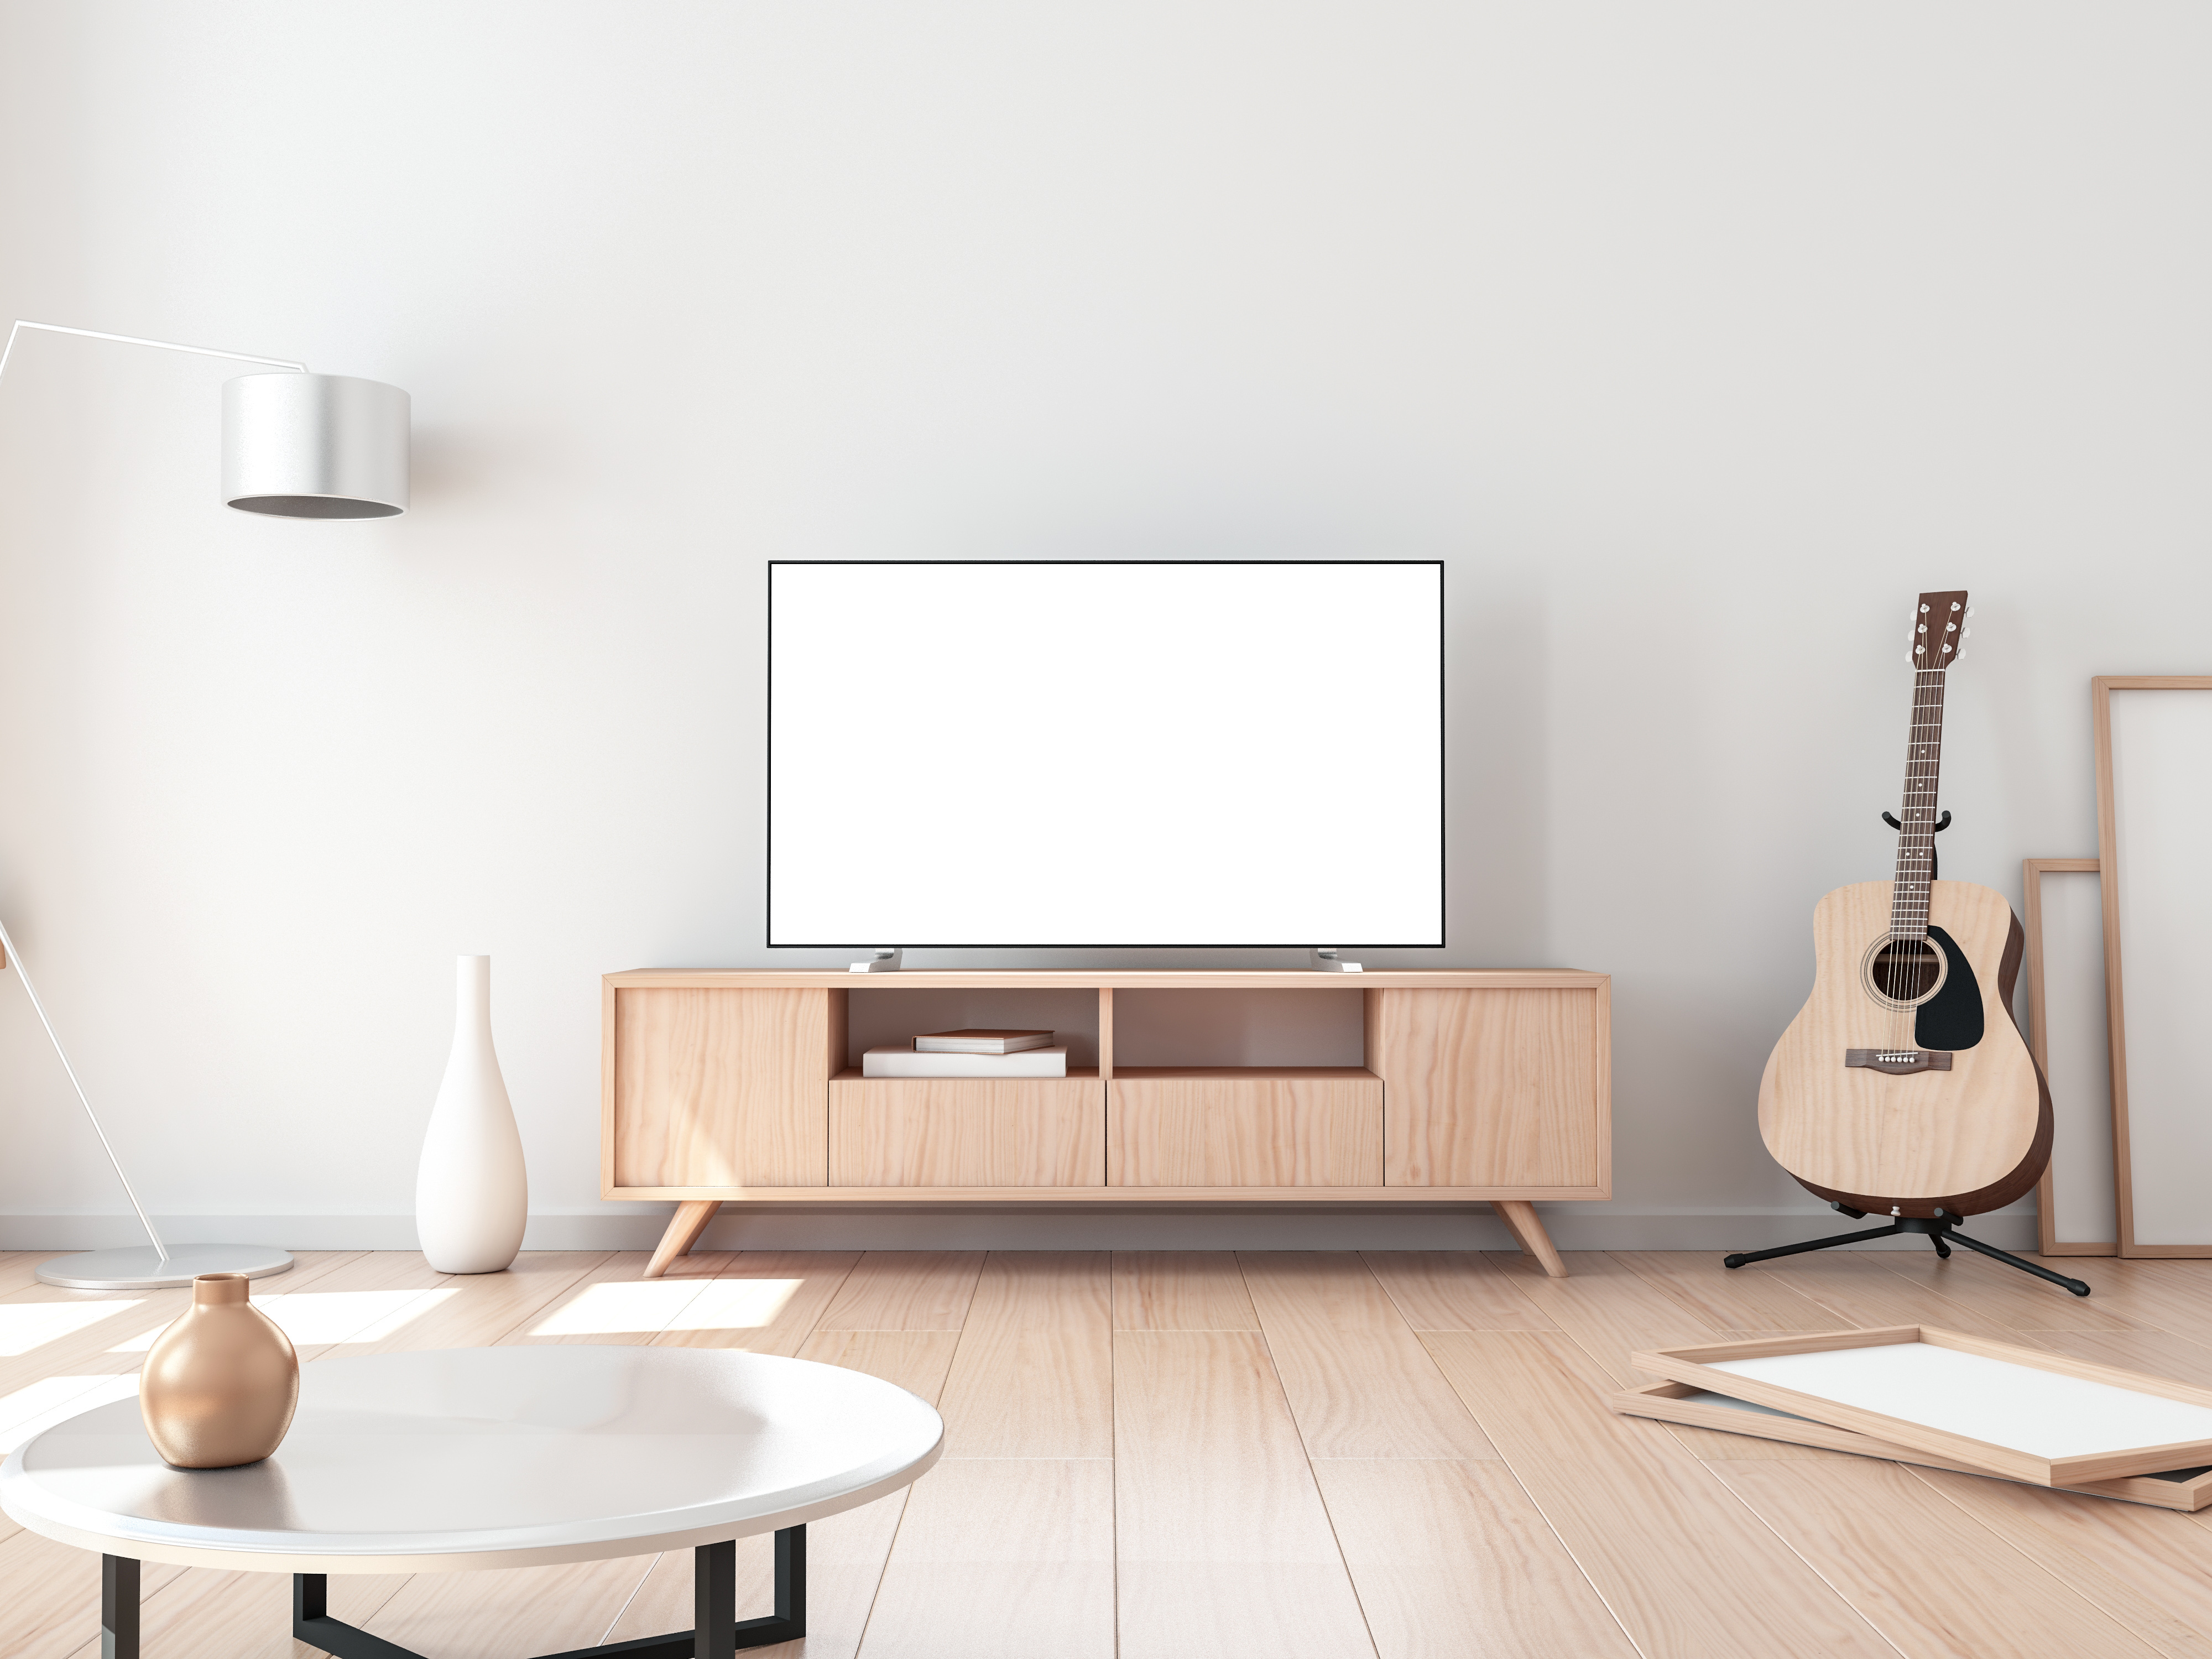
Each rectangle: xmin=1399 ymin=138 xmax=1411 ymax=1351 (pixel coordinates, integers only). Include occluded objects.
xmin=1844 ymin=1048 xmax=1954 ymax=1075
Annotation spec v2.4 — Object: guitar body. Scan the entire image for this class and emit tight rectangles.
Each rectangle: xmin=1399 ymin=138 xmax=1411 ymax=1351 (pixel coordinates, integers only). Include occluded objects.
xmin=1759 ymin=878 xmax=2051 ymax=1217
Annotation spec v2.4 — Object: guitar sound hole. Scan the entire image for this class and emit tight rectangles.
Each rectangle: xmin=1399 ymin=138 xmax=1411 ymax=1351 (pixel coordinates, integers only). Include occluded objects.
xmin=1861 ymin=936 xmax=1948 ymax=1009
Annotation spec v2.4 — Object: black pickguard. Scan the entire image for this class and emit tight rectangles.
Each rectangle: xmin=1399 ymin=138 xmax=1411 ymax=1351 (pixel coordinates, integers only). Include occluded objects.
xmin=1915 ymin=924 xmax=1984 ymax=1050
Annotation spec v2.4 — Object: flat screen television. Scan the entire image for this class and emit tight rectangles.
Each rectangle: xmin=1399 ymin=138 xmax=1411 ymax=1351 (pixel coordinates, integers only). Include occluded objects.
xmin=767 ymin=560 xmax=1443 ymax=948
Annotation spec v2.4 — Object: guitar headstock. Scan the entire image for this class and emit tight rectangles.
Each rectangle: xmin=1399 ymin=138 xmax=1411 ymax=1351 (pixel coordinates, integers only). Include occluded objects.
xmin=1911 ymin=589 xmax=1971 ymax=670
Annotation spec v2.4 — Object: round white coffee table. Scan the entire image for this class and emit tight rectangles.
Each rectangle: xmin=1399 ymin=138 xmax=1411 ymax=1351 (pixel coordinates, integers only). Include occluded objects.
xmin=0 ymin=1345 xmax=943 ymax=1659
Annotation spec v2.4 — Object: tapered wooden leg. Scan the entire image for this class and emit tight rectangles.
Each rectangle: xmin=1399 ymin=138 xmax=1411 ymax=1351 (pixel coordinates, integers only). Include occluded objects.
xmin=1494 ymin=1200 xmax=1567 ymax=1277
xmin=644 ymin=1200 xmax=721 ymax=1279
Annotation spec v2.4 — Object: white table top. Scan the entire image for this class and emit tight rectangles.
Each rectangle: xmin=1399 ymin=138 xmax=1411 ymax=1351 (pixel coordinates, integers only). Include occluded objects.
xmin=0 ymin=1346 xmax=943 ymax=1573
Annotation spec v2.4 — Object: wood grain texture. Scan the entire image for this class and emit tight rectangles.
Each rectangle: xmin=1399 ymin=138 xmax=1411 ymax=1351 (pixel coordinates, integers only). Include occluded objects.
xmin=1709 ymin=1457 xmax=2166 ymax=1658
xmin=1907 ymin=1463 xmax=2212 ymax=1655
xmin=1358 ymin=1251 xmax=1556 ymax=1331
xmin=1238 ymin=1253 xmax=1496 ymax=1460
xmin=610 ymin=968 xmax=1610 ymax=991
xmin=1491 ymin=1200 xmax=1566 ymax=1277
xmin=797 ymin=1328 xmax=963 ymax=1404
xmin=935 ymin=1253 xmax=1112 ymax=1458
xmin=1312 ymin=1459 xmax=1638 ymax=1659
xmin=815 ymin=1251 xmax=984 ymax=1331
xmin=1481 ymin=1250 xmax=1731 ymax=1386
xmin=1113 ymin=1330 xmax=1376 ymax=1659
xmin=0 ymin=1530 xmax=186 ymax=1659
xmin=1421 ymin=1331 xmax=1900 ymax=1659
xmin=1634 ymin=1327 xmax=2212 ymax=1485
xmin=1870 ymin=1244 xmax=2140 ymax=1331
xmin=1759 ymin=879 xmax=2046 ymax=1209
xmin=106 ymin=1566 xmax=408 ymax=1659
xmin=828 ymin=1076 xmax=1104 ymax=1186
xmin=1369 ymin=987 xmax=1606 ymax=1188
xmin=359 ymin=1554 xmax=653 ymax=1658
xmin=643 ymin=1199 xmax=720 ymax=1277
xmin=2095 ymin=677 xmax=2212 ymax=1257
xmin=859 ymin=1459 xmax=1115 ymax=1659
xmin=2023 ymin=856 xmax=2116 ymax=1256
xmin=1613 ymin=1250 xmax=1838 ymax=1331
xmin=1108 ymin=1070 xmax=1383 ymax=1186
xmin=652 ymin=1250 xmax=862 ymax=1355
xmin=609 ymin=985 xmax=831 ymax=1188
xmin=1613 ymin=1379 xmax=2212 ymax=1507
xmin=1113 ymin=1251 xmax=1259 ymax=1331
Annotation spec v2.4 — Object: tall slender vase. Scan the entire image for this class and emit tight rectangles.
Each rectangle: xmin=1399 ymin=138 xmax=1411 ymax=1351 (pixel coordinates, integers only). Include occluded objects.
xmin=415 ymin=955 xmax=528 ymax=1274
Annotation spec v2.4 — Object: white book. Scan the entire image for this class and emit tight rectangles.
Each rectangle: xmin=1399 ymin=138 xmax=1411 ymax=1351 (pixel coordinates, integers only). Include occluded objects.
xmin=914 ymin=1029 xmax=1055 ymax=1054
xmin=862 ymin=1045 xmax=1069 ymax=1078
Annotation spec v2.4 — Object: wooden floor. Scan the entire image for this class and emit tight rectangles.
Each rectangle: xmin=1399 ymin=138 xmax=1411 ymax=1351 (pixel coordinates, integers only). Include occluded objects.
xmin=6 ymin=1245 xmax=2212 ymax=1658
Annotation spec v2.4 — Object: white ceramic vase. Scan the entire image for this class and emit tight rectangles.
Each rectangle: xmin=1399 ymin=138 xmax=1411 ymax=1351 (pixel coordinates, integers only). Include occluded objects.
xmin=415 ymin=955 xmax=528 ymax=1274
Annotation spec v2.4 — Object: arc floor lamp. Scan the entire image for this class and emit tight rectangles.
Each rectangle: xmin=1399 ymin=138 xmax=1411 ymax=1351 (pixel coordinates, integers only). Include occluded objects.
xmin=0 ymin=319 xmax=409 ymax=1290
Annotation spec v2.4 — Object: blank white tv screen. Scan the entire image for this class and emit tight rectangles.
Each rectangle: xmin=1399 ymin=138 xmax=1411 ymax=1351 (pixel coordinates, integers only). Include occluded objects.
xmin=767 ymin=561 xmax=1443 ymax=947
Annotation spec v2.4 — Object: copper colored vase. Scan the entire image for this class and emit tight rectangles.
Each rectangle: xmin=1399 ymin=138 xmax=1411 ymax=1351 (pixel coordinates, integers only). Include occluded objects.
xmin=140 ymin=1272 xmax=299 ymax=1468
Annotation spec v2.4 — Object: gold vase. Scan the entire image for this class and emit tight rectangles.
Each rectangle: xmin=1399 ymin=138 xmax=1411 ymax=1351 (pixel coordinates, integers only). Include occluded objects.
xmin=140 ymin=1272 xmax=299 ymax=1469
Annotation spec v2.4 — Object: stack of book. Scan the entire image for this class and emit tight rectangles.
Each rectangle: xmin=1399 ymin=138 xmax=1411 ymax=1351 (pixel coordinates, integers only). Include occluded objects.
xmin=861 ymin=1029 xmax=1067 ymax=1078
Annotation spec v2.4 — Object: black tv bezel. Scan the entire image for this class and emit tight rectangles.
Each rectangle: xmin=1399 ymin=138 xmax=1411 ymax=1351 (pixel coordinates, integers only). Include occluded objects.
xmin=766 ymin=558 xmax=1446 ymax=950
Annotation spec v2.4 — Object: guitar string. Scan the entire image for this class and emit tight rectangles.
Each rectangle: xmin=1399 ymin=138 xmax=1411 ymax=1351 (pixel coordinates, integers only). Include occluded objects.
xmin=1892 ymin=612 xmax=1953 ymax=1056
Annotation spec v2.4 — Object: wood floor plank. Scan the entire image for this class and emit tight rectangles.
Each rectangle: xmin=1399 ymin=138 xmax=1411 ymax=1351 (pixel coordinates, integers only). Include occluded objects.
xmin=1904 ymin=1464 xmax=2212 ymax=1658
xmin=0 ymin=1253 xmax=53 ymax=1297
xmin=817 ymin=1253 xmax=984 ymax=1332
xmin=1480 ymin=1251 xmax=1733 ymax=1386
xmin=1708 ymin=1458 xmax=2164 ymax=1658
xmin=1867 ymin=1248 xmax=2143 ymax=1331
xmin=1358 ymin=1251 xmax=1557 ymax=1331
xmin=2021 ymin=1327 xmax=2212 ymax=1390
xmin=935 ymin=1253 xmax=1110 ymax=1459
xmin=1611 ymin=1250 xmax=1842 ymax=1331
xmin=798 ymin=1329 xmax=962 ymax=1405
xmin=1733 ymin=1253 xmax=2020 ymax=1339
xmin=1113 ymin=1251 xmax=1259 ymax=1331
xmin=857 ymin=1459 xmax=1114 ymax=1658
xmin=99 ymin=1564 xmax=408 ymax=1659
xmin=361 ymin=1553 xmax=654 ymax=1658
xmin=2022 ymin=1257 xmax=2212 ymax=1340
xmin=1114 ymin=1330 xmax=1376 ymax=1659
xmin=606 ymin=1493 xmax=908 ymax=1658
xmin=340 ymin=1251 xmax=612 ymax=1354
xmin=1312 ymin=1459 xmax=1637 ymax=1659
xmin=1422 ymin=1330 xmax=1898 ymax=1658
xmin=654 ymin=1250 xmax=862 ymax=1356
xmin=0 ymin=1527 xmax=187 ymax=1659
xmin=503 ymin=1251 xmax=731 ymax=1344
xmin=1238 ymin=1253 xmax=1495 ymax=1460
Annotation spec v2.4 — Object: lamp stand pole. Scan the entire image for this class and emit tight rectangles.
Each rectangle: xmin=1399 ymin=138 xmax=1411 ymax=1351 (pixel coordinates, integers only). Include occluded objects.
xmin=1 ymin=320 xmax=306 ymax=1291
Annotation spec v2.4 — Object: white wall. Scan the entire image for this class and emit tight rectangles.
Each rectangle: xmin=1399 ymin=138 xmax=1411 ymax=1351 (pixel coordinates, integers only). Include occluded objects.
xmin=2 ymin=2 xmax=2207 ymax=1254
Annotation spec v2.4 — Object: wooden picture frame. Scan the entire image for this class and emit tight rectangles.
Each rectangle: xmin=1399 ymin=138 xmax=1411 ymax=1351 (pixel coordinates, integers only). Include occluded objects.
xmin=2093 ymin=676 xmax=2212 ymax=1257
xmin=1630 ymin=1327 xmax=2212 ymax=1486
xmin=1610 ymin=1381 xmax=2212 ymax=1511
xmin=2021 ymin=857 xmax=2116 ymax=1256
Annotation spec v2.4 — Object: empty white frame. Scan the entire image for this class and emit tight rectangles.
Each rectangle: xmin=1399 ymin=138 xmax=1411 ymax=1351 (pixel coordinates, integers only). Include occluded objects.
xmin=767 ymin=561 xmax=1445 ymax=946
xmin=2095 ymin=677 xmax=2212 ymax=1256
xmin=2022 ymin=858 xmax=2116 ymax=1256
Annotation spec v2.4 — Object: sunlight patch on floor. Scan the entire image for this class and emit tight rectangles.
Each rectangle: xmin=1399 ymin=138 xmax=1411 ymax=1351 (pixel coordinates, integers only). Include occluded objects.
xmin=663 ymin=1278 xmax=801 ymax=1332
xmin=0 ymin=1374 xmax=138 ymax=1454
xmin=0 ymin=1298 xmax=145 ymax=1357
xmin=530 ymin=1280 xmax=716 ymax=1336
xmin=109 ymin=1288 xmax=457 ymax=1352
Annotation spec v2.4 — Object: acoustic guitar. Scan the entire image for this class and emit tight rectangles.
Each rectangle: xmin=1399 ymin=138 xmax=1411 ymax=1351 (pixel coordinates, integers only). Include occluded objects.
xmin=1757 ymin=589 xmax=2051 ymax=1218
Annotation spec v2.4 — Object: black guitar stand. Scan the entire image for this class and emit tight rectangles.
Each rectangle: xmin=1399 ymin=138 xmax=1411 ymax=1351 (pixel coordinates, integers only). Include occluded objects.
xmin=1722 ymin=807 xmax=2093 ymax=1298
xmin=1725 ymin=1206 xmax=2090 ymax=1296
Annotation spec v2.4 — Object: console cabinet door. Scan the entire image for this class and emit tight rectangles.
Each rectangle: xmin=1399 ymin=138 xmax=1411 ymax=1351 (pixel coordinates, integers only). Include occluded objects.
xmin=609 ymin=987 xmax=834 ymax=1188
xmin=1368 ymin=988 xmax=1608 ymax=1190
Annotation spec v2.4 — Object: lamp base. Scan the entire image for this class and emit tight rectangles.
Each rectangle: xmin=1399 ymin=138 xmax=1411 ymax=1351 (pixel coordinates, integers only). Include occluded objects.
xmin=36 ymin=1244 xmax=295 ymax=1291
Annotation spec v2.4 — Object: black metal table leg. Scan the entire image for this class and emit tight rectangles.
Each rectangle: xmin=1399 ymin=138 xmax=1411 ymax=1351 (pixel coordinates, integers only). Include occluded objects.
xmin=102 ymin=1555 xmax=139 ymax=1659
xmin=289 ymin=1525 xmax=809 ymax=1659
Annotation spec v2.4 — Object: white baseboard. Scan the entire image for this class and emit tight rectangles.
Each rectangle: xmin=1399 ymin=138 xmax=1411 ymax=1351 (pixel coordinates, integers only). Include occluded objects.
xmin=0 ymin=1204 xmax=2043 ymax=1255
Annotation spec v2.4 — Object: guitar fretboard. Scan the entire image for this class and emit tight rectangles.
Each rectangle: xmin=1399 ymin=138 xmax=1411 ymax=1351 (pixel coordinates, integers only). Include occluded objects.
xmin=1890 ymin=666 xmax=1949 ymax=939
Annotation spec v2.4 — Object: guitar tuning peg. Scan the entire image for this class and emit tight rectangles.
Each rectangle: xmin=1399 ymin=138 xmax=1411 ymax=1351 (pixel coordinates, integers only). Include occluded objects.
xmin=1962 ymin=628 xmax=1971 ymax=639
xmin=1964 ymin=607 xmax=1975 ymax=619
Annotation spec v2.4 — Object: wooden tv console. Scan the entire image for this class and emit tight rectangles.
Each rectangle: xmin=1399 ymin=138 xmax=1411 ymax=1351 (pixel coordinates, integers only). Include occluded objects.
xmin=602 ymin=968 xmax=1610 ymax=1278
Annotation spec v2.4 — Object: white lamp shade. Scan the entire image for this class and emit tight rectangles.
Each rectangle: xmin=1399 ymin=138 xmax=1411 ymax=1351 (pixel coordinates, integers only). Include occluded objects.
xmin=222 ymin=372 xmax=409 ymax=519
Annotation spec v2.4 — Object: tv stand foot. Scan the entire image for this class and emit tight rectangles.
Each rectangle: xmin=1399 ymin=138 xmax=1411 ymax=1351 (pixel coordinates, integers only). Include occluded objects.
xmin=849 ymin=950 xmax=904 ymax=973
xmin=644 ymin=1200 xmax=721 ymax=1278
xmin=1495 ymin=1199 xmax=1567 ymax=1277
xmin=1309 ymin=948 xmax=1363 ymax=972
